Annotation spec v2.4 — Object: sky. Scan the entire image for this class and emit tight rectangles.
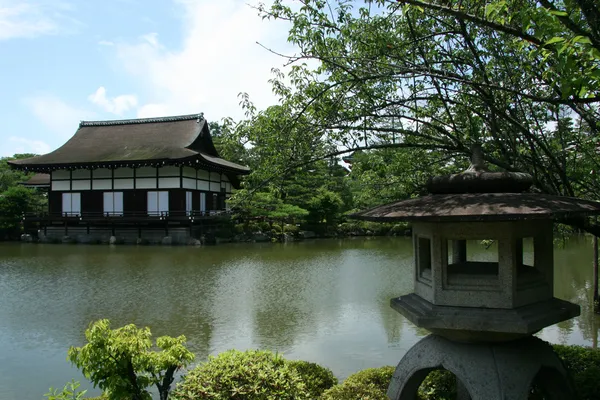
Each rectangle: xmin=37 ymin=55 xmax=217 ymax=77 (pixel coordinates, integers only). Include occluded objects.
xmin=0 ymin=0 xmax=296 ymax=157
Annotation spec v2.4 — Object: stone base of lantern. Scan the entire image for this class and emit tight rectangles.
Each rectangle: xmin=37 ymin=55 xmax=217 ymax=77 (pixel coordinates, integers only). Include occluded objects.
xmin=387 ymin=335 xmax=574 ymax=400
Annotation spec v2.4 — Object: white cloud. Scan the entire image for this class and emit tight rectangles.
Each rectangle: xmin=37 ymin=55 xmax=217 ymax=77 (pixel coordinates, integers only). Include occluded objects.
xmin=113 ymin=0 xmax=295 ymax=121
xmin=88 ymin=86 xmax=138 ymax=115
xmin=0 ymin=1 xmax=75 ymax=40
xmin=7 ymin=136 xmax=51 ymax=155
xmin=24 ymin=95 xmax=94 ymax=138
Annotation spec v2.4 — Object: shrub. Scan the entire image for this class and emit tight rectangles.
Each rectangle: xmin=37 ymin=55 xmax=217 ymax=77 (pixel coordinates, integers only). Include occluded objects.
xmin=553 ymin=344 xmax=600 ymax=400
xmin=321 ymin=366 xmax=394 ymax=400
xmin=417 ymin=370 xmax=456 ymax=400
xmin=322 ymin=345 xmax=600 ymax=400
xmin=287 ymin=360 xmax=337 ymax=398
xmin=172 ymin=350 xmax=336 ymax=400
xmin=258 ymin=221 xmax=272 ymax=232
xmin=283 ymin=224 xmax=300 ymax=234
xmin=44 ymin=380 xmax=87 ymax=400
xmin=68 ymin=319 xmax=194 ymax=400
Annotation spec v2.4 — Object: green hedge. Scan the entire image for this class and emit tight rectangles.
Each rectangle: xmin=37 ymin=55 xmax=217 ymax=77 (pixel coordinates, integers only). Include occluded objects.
xmin=553 ymin=344 xmax=600 ymax=400
xmin=171 ymin=349 xmax=336 ymax=400
xmin=82 ymin=344 xmax=599 ymax=400
xmin=321 ymin=344 xmax=600 ymax=400
xmin=321 ymin=367 xmax=394 ymax=400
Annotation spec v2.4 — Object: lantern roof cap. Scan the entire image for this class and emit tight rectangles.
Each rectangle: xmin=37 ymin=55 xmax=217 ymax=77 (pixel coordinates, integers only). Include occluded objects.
xmin=353 ymin=145 xmax=600 ymax=222
xmin=427 ymin=144 xmax=533 ymax=194
xmin=353 ymin=193 xmax=600 ymax=222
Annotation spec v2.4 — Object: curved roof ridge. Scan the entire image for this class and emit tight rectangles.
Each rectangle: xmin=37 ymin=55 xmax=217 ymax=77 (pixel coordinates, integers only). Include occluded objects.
xmin=80 ymin=112 xmax=204 ymax=127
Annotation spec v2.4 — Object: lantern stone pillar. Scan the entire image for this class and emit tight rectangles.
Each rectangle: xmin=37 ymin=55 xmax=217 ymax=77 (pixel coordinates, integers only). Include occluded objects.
xmin=353 ymin=147 xmax=600 ymax=400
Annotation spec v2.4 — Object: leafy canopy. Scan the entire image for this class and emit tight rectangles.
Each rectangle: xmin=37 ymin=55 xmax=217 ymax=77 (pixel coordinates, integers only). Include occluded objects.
xmin=68 ymin=319 xmax=194 ymax=400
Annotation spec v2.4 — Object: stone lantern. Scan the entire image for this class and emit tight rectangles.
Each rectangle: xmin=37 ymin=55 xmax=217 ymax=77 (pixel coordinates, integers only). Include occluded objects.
xmin=354 ymin=146 xmax=600 ymax=400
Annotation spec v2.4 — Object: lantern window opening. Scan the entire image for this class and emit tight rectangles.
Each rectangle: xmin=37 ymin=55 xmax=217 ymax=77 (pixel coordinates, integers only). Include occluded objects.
xmin=416 ymin=236 xmax=432 ymax=283
xmin=517 ymin=236 xmax=548 ymax=290
xmin=445 ymin=239 xmax=499 ymax=285
xmin=520 ymin=237 xmax=535 ymax=269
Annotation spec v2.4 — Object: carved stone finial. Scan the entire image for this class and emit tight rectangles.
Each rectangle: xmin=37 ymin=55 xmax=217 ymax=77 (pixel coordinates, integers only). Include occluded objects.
xmin=465 ymin=143 xmax=487 ymax=173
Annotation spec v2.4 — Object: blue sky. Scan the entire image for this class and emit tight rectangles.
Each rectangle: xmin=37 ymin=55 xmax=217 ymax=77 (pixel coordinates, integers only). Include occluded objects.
xmin=0 ymin=0 xmax=295 ymax=157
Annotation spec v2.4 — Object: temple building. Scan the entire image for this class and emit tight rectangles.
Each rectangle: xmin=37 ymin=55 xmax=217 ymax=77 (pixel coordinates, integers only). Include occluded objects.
xmin=9 ymin=113 xmax=250 ymax=244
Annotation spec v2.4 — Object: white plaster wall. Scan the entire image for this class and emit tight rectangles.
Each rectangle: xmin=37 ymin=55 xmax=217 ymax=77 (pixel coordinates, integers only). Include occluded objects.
xmin=114 ymin=179 xmax=134 ymax=189
xmin=137 ymin=167 xmax=156 ymax=177
xmin=182 ymin=178 xmax=196 ymax=189
xmin=72 ymin=169 xmax=90 ymax=179
xmin=183 ymin=167 xmax=196 ymax=178
xmin=198 ymin=181 xmax=210 ymax=191
xmin=93 ymin=168 xmax=111 ymax=178
xmin=52 ymin=170 xmax=70 ymax=180
xmin=158 ymin=177 xmax=179 ymax=188
xmin=159 ymin=166 xmax=180 ymax=176
xmin=72 ymin=180 xmax=91 ymax=190
xmin=92 ymin=179 xmax=112 ymax=190
xmin=51 ymin=181 xmax=70 ymax=191
xmin=114 ymin=167 xmax=134 ymax=178
xmin=136 ymin=178 xmax=157 ymax=189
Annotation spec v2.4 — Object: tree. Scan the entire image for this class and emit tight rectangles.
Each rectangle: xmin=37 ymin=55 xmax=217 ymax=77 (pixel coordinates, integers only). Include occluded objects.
xmin=255 ymin=0 xmax=600 ymax=233
xmin=0 ymin=186 xmax=33 ymax=239
xmin=208 ymin=121 xmax=250 ymax=166
xmin=68 ymin=319 xmax=194 ymax=400
xmin=307 ymin=188 xmax=344 ymax=231
xmin=0 ymin=154 xmax=47 ymax=240
xmin=0 ymin=154 xmax=36 ymax=192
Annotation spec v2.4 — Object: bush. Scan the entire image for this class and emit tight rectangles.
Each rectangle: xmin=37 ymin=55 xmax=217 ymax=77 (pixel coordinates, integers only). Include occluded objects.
xmin=283 ymin=224 xmax=300 ymax=234
xmin=287 ymin=360 xmax=338 ymax=399
xmin=171 ymin=350 xmax=336 ymax=400
xmin=418 ymin=370 xmax=455 ymax=400
xmin=322 ymin=345 xmax=600 ymax=400
xmin=553 ymin=344 xmax=600 ymax=400
xmin=321 ymin=366 xmax=394 ymax=400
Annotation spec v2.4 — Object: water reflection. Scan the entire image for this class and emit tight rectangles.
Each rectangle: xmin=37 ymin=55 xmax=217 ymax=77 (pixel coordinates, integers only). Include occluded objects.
xmin=0 ymin=236 xmax=598 ymax=399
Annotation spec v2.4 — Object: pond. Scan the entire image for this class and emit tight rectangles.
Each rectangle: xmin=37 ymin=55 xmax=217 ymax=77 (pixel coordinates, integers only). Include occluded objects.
xmin=0 ymin=236 xmax=598 ymax=399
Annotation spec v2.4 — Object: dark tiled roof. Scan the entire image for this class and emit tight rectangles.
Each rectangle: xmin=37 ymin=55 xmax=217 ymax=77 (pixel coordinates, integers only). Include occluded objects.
xmin=9 ymin=113 xmax=250 ymax=174
xmin=21 ymin=173 xmax=50 ymax=187
xmin=352 ymin=193 xmax=600 ymax=222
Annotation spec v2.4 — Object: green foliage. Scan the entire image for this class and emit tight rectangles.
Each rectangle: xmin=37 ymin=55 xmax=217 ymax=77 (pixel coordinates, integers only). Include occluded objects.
xmin=249 ymin=0 xmax=600 ymax=236
xmin=0 ymin=186 xmax=32 ymax=238
xmin=171 ymin=349 xmax=336 ymax=400
xmin=287 ymin=360 xmax=338 ymax=399
xmin=553 ymin=344 xmax=600 ymax=400
xmin=0 ymin=154 xmax=46 ymax=240
xmin=307 ymin=188 xmax=344 ymax=229
xmin=0 ymin=154 xmax=36 ymax=192
xmin=44 ymin=380 xmax=87 ymax=400
xmin=321 ymin=366 xmax=394 ymax=400
xmin=322 ymin=345 xmax=600 ymax=400
xmin=418 ymin=371 xmax=456 ymax=400
xmin=283 ymin=223 xmax=299 ymax=234
xmin=68 ymin=319 xmax=194 ymax=400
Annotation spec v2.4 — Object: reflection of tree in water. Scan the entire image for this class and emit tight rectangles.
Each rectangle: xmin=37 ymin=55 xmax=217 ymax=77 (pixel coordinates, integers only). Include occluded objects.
xmin=376 ymin=298 xmax=405 ymax=344
xmin=553 ymin=236 xmax=600 ymax=346
xmin=250 ymin=257 xmax=337 ymax=351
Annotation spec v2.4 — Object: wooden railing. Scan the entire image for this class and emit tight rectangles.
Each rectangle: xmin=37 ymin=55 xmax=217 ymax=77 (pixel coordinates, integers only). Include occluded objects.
xmin=23 ymin=210 xmax=232 ymax=222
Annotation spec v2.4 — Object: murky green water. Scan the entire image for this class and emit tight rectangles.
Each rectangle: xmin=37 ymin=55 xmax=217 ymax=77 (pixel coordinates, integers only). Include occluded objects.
xmin=0 ymin=237 xmax=598 ymax=399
